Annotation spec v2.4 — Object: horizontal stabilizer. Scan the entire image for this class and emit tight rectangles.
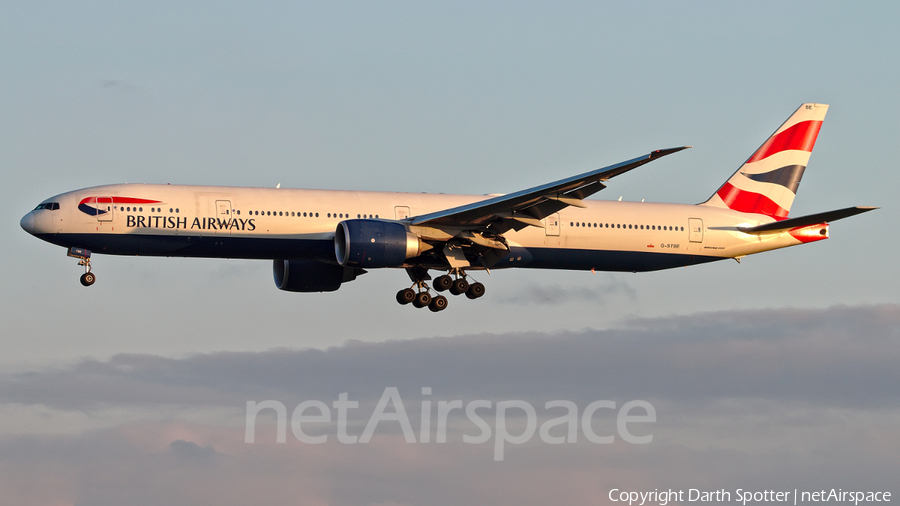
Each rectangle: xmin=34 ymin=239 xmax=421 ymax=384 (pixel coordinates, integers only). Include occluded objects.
xmin=738 ymin=206 xmax=878 ymax=234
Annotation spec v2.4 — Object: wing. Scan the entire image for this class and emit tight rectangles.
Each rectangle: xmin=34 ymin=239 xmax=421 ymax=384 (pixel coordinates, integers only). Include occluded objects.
xmin=410 ymin=147 xmax=690 ymax=233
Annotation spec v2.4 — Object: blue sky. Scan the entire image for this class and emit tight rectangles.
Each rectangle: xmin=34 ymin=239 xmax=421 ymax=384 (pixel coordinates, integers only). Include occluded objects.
xmin=1 ymin=2 xmax=898 ymax=504
xmin=3 ymin=1 xmax=897 ymax=364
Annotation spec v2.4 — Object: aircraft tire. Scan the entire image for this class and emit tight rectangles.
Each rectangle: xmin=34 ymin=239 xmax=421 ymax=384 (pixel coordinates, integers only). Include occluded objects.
xmin=396 ymin=288 xmax=416 ymax=305
xmin=413 ymin=291 xmax=432 ymax=308
xmin=433 ymin=275 xmax=452 ymax=292
xmin=428 ymin=295 xmax=448 ymax=312
xmin=80 ymin=272 xmax=95 ymax=287
xmin=465 ymin=282 xmax=485 ymax=299
xmin=449 ymin=278 xmax=469 ymax=296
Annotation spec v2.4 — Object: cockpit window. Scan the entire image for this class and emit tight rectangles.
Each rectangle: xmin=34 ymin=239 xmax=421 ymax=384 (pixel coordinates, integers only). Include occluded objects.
xmin=34 ymin=202 xmax=60 ymax=211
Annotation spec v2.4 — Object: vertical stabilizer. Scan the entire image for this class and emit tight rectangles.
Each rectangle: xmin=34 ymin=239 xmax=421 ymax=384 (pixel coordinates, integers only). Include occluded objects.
xmin=701 ymin=103 xmax=828 ymax=219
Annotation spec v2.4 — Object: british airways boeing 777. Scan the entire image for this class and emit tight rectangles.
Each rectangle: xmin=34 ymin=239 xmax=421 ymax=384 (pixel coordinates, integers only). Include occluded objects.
xmin=20 ymin=104 xmax=875 ymax=311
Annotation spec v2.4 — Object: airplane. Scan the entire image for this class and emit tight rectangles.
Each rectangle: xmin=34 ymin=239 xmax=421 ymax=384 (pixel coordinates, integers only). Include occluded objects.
xmin=20 ymin=103 xmax=876 ymax=312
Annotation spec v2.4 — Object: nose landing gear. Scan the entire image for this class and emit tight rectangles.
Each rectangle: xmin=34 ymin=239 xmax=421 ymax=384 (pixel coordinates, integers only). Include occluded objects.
xmin=68 ymin=247 xmax=95 ymax=287
xmin=80 ymin=271 xmax=95 ymax=287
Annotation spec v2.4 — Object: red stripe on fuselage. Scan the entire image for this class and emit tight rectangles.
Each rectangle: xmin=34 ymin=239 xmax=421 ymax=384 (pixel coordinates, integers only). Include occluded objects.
xmin=746 ymin=120 xmax=822 ymax=163
xmin=716 ymin=182 xmax=789 ymax=219
xmin=79 ymin=197 xmax=162 ymax=205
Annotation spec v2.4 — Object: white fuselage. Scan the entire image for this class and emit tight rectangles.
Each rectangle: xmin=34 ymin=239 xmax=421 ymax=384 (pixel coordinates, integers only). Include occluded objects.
xmin=22 ymin=183 xmax=818 ymax=273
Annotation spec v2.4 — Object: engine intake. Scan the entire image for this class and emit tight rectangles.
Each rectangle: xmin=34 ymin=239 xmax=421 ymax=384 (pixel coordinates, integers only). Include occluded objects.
xmin=335 ymin=219 xmax=425 ymax=268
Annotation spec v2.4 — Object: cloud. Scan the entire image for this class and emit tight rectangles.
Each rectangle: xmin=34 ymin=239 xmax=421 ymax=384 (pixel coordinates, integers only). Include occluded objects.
xmin=496 ymin=276 xmax=637 ymax=305
xmin=0 ymin=416 xmax=896 ymax=506
xmin=0 ymin=304 xmax=897 ymax=504
xmin=100 ymin=79 xmax=140 ymax=91
xmin=2 ymin=304 xmax=898 ymax=410
xmin=168 ymin=439 xmax=219 ymax=467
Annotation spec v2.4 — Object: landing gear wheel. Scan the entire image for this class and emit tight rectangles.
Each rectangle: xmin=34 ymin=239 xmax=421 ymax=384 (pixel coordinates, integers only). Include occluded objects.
xmin=428 ymin=295 xmax=448 ymax=312
xmin=80 ymin=272 xmax=96 ymax=287
xmin=465 ymin=282 xmax=485 ymax=299
xmin=413 ymin=291 xmax=432 ymax=308
xmin=433 ymin=275 xmax=452 ymax=292
xmin=449 ymin=278 xmax=469 ymax=296
xmin=396 ymin=288 xmax=416 ymax=305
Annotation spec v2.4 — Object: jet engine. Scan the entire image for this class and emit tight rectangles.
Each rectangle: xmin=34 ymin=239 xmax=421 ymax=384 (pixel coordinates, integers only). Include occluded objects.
xmin=273 ymin=259 xmax=362 ymax=292
xmin=334 ymin=219 xmax=427 ymax=268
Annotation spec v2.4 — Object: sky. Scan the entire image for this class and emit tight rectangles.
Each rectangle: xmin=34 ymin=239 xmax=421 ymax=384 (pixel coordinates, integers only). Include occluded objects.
xmin=1 ymin=1 xmax=898 ymax=505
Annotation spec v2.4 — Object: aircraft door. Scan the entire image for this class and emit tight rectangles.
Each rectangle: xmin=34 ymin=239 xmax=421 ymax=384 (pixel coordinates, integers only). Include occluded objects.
xmin=688 ymin=218 xmax=703 ymax=243
xmin=216 ymin=200 xmax=233 ymax=232
xmin=96 ymin=197 xmax=113 ymax=222
xmin=394 ymin=206 xmax=410 ymax=220
xmin=544 ymin=213 xmax=560 ymax=236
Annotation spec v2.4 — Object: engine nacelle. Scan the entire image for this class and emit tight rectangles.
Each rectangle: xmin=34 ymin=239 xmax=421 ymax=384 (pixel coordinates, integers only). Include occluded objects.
xmin=273 ymin=259 xmax=361 ymax=292
xmin=335 ymin=219 xmax=424 ymax=268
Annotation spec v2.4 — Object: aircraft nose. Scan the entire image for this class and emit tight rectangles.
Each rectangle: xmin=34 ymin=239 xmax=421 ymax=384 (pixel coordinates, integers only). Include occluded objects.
xmin=20 ymin=212 xmax=36 ymax=234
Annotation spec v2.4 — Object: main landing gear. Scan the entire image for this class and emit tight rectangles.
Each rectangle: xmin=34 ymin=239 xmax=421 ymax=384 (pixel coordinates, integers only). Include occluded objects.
xmin=396 ymin=268 xmax=485 ymax=312
xmin=67 ymin=247 xmax=95 ymax=287
xmin=396 ymin=282 xmax=448 ymax=312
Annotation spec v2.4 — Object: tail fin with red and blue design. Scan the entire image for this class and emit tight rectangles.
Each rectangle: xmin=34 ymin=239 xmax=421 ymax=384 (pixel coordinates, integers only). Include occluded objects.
xmin=702 ymin=103 xmax=827 ymax=219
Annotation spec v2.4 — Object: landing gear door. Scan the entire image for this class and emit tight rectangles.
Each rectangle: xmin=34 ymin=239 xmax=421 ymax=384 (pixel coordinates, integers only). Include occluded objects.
xmin=689 ymin=218 xmax=703 ymax=243
xmin=216 ymin=200 xmax=233 ymax=233
xmin=544 ymin=213 xmax=560 ymax=236
xmin=97 ymin=197 xmax=113 ymax=222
